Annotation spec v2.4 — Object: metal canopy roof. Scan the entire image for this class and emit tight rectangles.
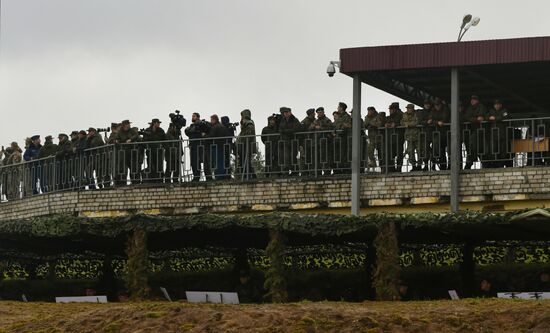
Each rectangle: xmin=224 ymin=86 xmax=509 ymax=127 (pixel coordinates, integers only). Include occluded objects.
xmin=340 ymin=36 xmax=550 ymax=116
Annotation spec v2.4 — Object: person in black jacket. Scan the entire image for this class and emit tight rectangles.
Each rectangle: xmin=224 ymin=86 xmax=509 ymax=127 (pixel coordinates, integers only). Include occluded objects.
xmin=56 ymin=133 xmax=74 ymax=190
xmin=142 ymin=118 xmax=166 ymax=182
xmin=278 ymin=107 xmax=302 ymax=176
xmin=185 ymin=113 xmax=212 ymax=181
xmin=261 ymin=116 xmax=280 ymax=177
xmin=208 ymin=115 xmax=230 ymax=180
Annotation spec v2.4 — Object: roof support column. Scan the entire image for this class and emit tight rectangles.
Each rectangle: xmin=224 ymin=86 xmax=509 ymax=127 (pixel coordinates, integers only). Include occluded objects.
xmin=352 ymin=75 xmax=362 ymax=216
xmin=450 ymin=68 xmax=461 ymax=212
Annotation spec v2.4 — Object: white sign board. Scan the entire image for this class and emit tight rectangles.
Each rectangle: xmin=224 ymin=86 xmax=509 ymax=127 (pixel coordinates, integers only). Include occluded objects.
xmin=448 ymin=290 xmax=460 ymax=300
xmin=55 ymin=296 xmax=108 ymax=303
xmin=185 ymin=291 xmax=239 ymax=304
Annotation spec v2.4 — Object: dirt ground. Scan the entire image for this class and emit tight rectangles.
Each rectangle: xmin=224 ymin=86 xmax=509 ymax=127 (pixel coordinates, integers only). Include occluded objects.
xmin=0 ymin=299 xmax=550 ymax=333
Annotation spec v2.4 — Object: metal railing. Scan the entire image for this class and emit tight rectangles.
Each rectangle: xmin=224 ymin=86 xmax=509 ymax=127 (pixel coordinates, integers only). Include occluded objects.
xmin=1 ymin=117 xmax=549 ymax=201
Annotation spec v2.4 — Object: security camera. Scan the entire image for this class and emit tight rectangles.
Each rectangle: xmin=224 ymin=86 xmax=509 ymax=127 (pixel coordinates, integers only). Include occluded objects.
xmin=327 ymin=63 xmax=336 ymax=77
xmin=326 ymin=61 xmax=340 ymax=77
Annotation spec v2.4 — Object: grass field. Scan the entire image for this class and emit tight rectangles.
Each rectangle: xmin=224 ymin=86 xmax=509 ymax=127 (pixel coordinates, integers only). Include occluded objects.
xmin=1 ymin=299 xmax=550 ymax=332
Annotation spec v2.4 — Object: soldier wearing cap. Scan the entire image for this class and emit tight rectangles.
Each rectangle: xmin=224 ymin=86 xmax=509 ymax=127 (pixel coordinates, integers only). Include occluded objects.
xmin=278 ymin=107 xmax=302 ymax=176
xmin=114 ymin=120 xmax=140 ymax=185
xmin=364 ymin=106 xmax=384 ymax=170
xmin=431 ymin=98 xmax=451 ymax=170
xmin=142 ymin=118 xmax=166 ymax=182
xmin=417 ymin=100 xmax=433 ymax=171
xmin=235 ymin=109 xmax=256 ymax=179
xmin=261 ymin=115 xmax=280 ymax=177
xmin=402 ymin=104 xmax=421 ymax=171
xmin=486 ymin=99 xmax=512 ymax=168
xmin=56 ymin=133 xmax=74 ymax=189
xmin=385 ymin=102 xmax=404 ymax=172
xmin=4 ymin=143 xmax=23 ymax=200
xmin=85 ymin=127 xmax=107 ymax=188
xmin=465 ymin=95 xmax=488 ymax=169
xmin=299 ymin=108 xmax=316 ymax=176
xmin=333 ymin=102 xmax=352 ymax=173
xmin=37 ymin=135 xmax=58 ymax=192
xmin=312 ymin=107 xmax=335 ymax=175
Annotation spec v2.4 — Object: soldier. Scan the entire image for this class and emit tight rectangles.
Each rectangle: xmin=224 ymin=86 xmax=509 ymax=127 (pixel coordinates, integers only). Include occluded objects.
xmin=107 ymin=123 xmax=120 ymax=144
xmin=278 ymin=107 xmax=302 ymax=176
xmin=416 ymin=100 xmax=433 ymax=171
xmin=299 ymin=108 xmax=316 ymax=176
xmin=185 ymin=113 xmax=212 ymax=181
xmin=385 ymin=102 xmax=404 ymax=172
xmin=55 ymin=134 xmax=74 ymax=190
xmin=86 ymin=128 xmax=106 ymax=188
xmin=0 ymin=147 xmax=11 ymax=199
xmin=431 ymin=98 xmax=451 ymax=170
xmin=38 ymin=136 xmax=57 ymax=192
xmin=402 ymin=104 xmax=420 ymax=171
xmin=261 ymin=116 xmax=280 ymax=177
xmin=114 ymin=120 xmax=140 ymax=185
xmin=6 ymin=142 xmax=23 ymax=200
xmin=312 ymin=107 xmax=334 ymax=175
xmin=235 ymin=109 xmax=256 ymax=179
xmin=23 ymin=135 xmax=42 ymax=195
xmin=465 ymin=95 xmax=488 ymax=169
xmin=74 ymin=130 xmax=88 ymax=187
xmin=364 ymin=106 xmax=384 ymax=170
xmin=486 ymin=100 xmax=512 ymax=168
xmin=333 ymin=102 xmax=352 ymax=174
xmin=142 ymin=118 xmax=166 ymax=182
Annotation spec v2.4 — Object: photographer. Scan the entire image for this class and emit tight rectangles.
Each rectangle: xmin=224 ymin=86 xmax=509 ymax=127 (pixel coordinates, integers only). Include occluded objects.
xmin=164 ymin=111 xmax=186 ymax=182
xmin=142 ymin=118 xmax=166 ymax=183
xmin=185 ymin=113 xmax=212 ymax=181
xmin=221 ymin=116 xmax=237 ymax=178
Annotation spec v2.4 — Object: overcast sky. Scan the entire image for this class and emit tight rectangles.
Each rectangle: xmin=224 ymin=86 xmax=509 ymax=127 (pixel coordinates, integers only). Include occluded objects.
xmin=1 ymin=0 xmax=549 ymax=146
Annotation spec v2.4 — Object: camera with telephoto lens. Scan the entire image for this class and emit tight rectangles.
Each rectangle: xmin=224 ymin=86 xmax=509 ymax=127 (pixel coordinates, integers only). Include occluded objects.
xmin=97 ymin=128 xmax=111 ymax=133
xmin=138 ymin=127 xmax=152 ymax=136
xmin=197 ymin=119 xmax=212 ymax=134
xmin=169 ymin=110 xmax=187 ymax=131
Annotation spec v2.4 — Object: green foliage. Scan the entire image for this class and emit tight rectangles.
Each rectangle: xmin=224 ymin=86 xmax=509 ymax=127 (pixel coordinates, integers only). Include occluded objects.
xmin=123 ymin=229 xmax=151 ymax=300
xmin=372 ymin=221 xmax=401 ymax=301
xmin=263 ymin=230 xmax=288 ymax=303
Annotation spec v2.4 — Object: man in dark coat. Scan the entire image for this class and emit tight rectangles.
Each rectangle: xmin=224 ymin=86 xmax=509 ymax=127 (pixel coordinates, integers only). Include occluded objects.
xmin=114 ymin=120 xmax=140 ymax=185
xmin=185 ymin=113 xmax=212 ymax=181
xmin=385 ymin=102 xmax=404 ymax=172
xmin=278 ymin=107 xmax=302 ymax=176
xmin=208 ymin=114 xmax=230 ymax=180
xmin=261 ymin=116 xmax=280 ymax=177
xmin=23 ymin=135 xmax=42 ymax=195
xmin=300 ymin=108 xmax=316 ymax=176
xmin=56 ymin=133 xmax=74 ymax=190
xmin=86 ymin=128 xmax=107 ymax=188
xmin=142 ymin=118 xmax=166 ymax=182
xmin=465 ymin=95 xmax=488 ymax=169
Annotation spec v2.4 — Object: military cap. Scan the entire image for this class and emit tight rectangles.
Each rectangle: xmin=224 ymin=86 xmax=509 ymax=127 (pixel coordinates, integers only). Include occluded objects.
xmin=306 ymin=108 xmax=315 ymax=116
xmin=280 ymin=107 xmax=291 ymax=113
xmin=121 ymin=119 xmax=131 ymax=125
xmin=338 ymin=102 xmax=348 ymax=110
xmin=434 ymin=98 xmax=443 ymax=105
xmin=406 ymin=103 xmax=415 ymax=110
xmin=494 ymin=99 xmax=503 ymax=105
xmin=471 ymin=95 xmax=479 ymax=100
xmin=315 ymin=107 xmax=325 ymax=113
xmin=30 ymin=135 xmax=40 ymax=141
xmin=70 ymin=131 xmax=78 ymax=136
xmin=45 ymin=135 xmax=53 ymax=141
xmin=150 ymin=118 xmax=161 ymax=124
xmin=367 ymin=106 xmax=376 ymax=111
xmin=389 ymin=102 xmax=400 ymax=109
xmin=78 ymin=130 xmax=86 ymax=135
xmin=58 ymin=133 xmax=68 ymax=139
xmin=88 ymin=127 xmax=97 ymax=132
xmin=267 ymin=115 xmax=276 ymax=121
xmin=111 ymin=122 xmax=119 ymax=128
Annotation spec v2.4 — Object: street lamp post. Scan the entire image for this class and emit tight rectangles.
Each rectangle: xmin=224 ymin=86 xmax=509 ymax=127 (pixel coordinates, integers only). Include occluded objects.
xmin=451 ymin=14 xmax=480 ymax=213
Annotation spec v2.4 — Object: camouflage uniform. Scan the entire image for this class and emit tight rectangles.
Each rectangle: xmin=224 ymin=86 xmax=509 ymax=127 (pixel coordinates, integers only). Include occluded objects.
xmin=465 ymin=98 xmax=488 ymax=169
xmin=402 ymin=105 xmax=420 ymax=171
xmin=333 ymin=110 xmax=352 ymax=173
xmin=55 ymin=136 xmax=74 ymax=190
xmin=364 ymin=109 xmax=384 ymax=169
xmin=385 ymin=104 xmax=404 ymax=172
xmin=236 ymin=109 xmax=256 ymax=179
xmin=430 ymin=103 xmax=451 ymax=170
xmin=415 ymin=106 xmax=432 ymax=170
xmin=38 ymin=137 xmax=58 ymax=192
xmin=114 ymin=124 xmax=140 ymax=185
xmin=142 ymin=122 xmax=166 ymax=182
xmin=86 ymin=131 xmax=107 ymax=188
xmin=311 ymin=111 xmax=334 ymax=175
xmin=278 ymin=108 xmax=303 ymax=176
xmin=299 ymin=111 xmax=316 ymax=175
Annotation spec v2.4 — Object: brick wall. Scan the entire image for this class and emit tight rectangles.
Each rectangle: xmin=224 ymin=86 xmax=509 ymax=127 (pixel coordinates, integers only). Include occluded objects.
xmin=1 ymin=167 xmax=550 ymax=221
